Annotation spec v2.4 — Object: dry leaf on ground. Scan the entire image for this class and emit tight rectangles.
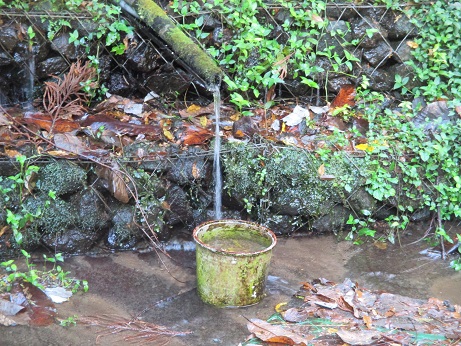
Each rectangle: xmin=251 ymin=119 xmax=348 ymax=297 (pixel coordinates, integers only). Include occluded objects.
xmin=247 ymin=318 xmax=307 ymax=345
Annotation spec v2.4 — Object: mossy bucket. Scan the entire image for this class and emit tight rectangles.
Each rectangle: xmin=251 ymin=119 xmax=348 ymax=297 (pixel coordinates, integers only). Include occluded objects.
xmin=193 ymin=219 xmax=277 ymax=308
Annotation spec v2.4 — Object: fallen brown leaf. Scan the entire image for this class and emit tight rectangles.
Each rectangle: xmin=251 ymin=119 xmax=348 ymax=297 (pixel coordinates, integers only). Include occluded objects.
xmin=456 ymin=105 xmax=461 ymax=117
xmin=54 ymin=133 xmax=88 ymax=155
xmin=301 ymin=281 xmax=317 ymax=293
xmin=22 ymin=113 xmax=80 ymax=133
xmin=0 ymin=112 xmax=10 ymax=125
xmin=336 ymin=329 xmax=382 ymax=345
xmin=181 ymin=124 xmax=213 ymax=145
xmin=95 ymin=164 xmax=131 ymax=203
xmin=329 ymin=84 xmax=356 ymax=110
xmin=373 ymin=241 xmax=388 ymax=250
xmin=11 ymin=281 xmax=56 ymax=327
xmin=247 ymin=318 xmax=307 ymax=346
xmin=81 ymin=114 xmax=162 ymax=139
xmin=363 ymin=315 xmax=372 ymax=329
xmin=4 ymin=149 xmax=21 ymax=158
xmin=406 ymin=40 xmax=418 ymax=49
xmin=179 ymin=103 xmax=214 ymax=118
xmin=318 ymin=164 xmax=325 ymax=176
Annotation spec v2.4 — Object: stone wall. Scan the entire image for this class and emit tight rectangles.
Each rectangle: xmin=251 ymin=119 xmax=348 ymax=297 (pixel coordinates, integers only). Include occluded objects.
xmin=0 ymin=137 xmax=434 ymax=257
xmin=0 ymin=2 xmax=419 ymax=107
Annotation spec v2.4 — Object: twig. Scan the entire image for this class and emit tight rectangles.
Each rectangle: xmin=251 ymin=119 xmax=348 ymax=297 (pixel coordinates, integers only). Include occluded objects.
xmin=132 ymin=287 xmax=197 ymax=321
xmin=79 ymin=314 xmax=192 ymax=344
xmin=407 ymin=214 xmax=436 ymax=245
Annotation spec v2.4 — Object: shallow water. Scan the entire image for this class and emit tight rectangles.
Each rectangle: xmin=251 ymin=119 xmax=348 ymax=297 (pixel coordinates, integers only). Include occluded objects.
xmin=1 ymin=226 xmax=460 ymax=345
xmin=205 ymin=233 xmax=269 ymax=253
xmin=199 ymin=226 xmax=272 ymax=253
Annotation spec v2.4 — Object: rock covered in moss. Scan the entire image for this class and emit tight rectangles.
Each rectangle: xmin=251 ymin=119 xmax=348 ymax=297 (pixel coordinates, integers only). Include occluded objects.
xmin=261 ymin=214 xmax=303 ymax=236
xmin=70 ymin=188 xmax=109 ymax=231
xmin=106 ymin=204 xmax=142 ymax=250
xmin=0 ymin=222 xmax=42 ymax=257
xmin=36 ymin=161 xmax=86 ymax=196
xmin=222 ymin=141 xmax=265 ymax=206
xmin=222 ymin=141 xmax=363 ymax=231
xmin=312 ymin=205 xmax=351 ymax=234
xmin=136 ymin=190 xmax=167 ymax=240
xmin=346 ymin=187 xmax=378 ymax=216
xmin=166 ymin=147 xmax=212 ymax=186
xmin=41 ymin=227 xmax=102 ymax=253
xmin=23 ymin=194 xmax=75 ymax=235
xmin=164 ymin=184 xmax=194 ymax=227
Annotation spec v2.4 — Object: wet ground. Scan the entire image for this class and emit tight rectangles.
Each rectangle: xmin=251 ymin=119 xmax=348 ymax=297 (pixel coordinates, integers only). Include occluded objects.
xmin=1 ymin=227 xmax=461 ymax=345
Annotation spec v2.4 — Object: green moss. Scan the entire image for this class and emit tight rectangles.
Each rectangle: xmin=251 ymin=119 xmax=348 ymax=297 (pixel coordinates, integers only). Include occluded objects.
xmin=24 ymin=194 xmax=75 ymax=235
xmin=71 ymin=189 xmax=108 ymax=231
xmin=222 ymin=141 xmax=265 ymax=206
xmin=136 ymin=0 xmax=221 ymax=85
xmin=222 ymin=141 xmax=362 ymax=219
xmin=37 ymin=161 xmax=86 ymax=196
xmin=137 ymin=0 xmax=166 ymax=24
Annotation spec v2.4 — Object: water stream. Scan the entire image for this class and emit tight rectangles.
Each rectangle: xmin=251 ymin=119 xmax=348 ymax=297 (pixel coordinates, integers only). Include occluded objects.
xmin=24 ymin=46 xmax=35 ymax=110
xmin=212 ymin=85 xmax=222 ymax=219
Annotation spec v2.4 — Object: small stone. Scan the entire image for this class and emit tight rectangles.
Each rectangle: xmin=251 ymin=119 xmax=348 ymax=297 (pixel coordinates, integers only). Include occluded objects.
xmin=232 ymin=116 xmax=259 ymax=138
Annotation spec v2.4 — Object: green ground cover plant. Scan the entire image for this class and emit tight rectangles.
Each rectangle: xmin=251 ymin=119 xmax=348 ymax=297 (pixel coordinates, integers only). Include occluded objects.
xmin=171 ymin=0 xmax=360 ymax=110
xmin=0 ymin=155 xmax=88 ymax=292
xmin=1 ymin=250 xmax=88 ymax=293
xmin=405 ymin=1 xmax=461 ymax=100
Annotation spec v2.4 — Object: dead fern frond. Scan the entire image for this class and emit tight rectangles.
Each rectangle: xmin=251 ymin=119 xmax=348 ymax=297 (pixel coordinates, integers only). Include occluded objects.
xmin=79 ymin=314 xmax=192 ymax=345
xmin=43 ymin=60 xmax=96 ymax=122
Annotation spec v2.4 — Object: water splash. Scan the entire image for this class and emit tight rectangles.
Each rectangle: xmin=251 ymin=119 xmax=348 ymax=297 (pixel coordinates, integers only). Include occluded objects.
xmin=212 ymin=85 xmax=222 ymax=219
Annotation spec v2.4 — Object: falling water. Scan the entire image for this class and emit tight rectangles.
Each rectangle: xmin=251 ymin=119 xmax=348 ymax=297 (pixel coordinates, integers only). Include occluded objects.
xmin=24 ymin=46 xmax=35 ymax=110
xmin=212 ymin=85 xmax=223 ymax=219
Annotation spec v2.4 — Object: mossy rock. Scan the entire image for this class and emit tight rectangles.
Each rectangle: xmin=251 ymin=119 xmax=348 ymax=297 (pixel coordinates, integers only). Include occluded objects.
xmin=70 ymin=188 xmax=109 ymax=231
xmin=222 ymin=141 xmax=266 ymax=207
xmin=23 ymin=194 xmax=76 ymax=235
xmin=107 ymin=204 xmax=142 ymax=250
xmin=36 ymin=161 xmax=87 ymax=196
xmin=0 ymin=224 xmax=42 ymax=258
xmin=41 ymin=227 xmax=102 ymax=254
xmin=222 ymin=141 xmax=362 ymax=219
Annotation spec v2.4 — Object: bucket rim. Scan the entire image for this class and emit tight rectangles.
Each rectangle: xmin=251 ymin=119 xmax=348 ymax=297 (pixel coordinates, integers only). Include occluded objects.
xmin=192 ymin=219 xmax=277 ymax=256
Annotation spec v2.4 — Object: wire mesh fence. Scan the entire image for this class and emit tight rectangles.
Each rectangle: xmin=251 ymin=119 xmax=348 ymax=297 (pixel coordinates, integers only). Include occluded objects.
xmin=0 ymin=1 xmax=423 ymax=107
xmin=0 ymin=2 xmax=438 ymax=241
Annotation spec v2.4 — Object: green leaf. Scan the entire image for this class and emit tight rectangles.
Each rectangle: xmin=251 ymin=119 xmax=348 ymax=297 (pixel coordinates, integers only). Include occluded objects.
xmin=69 ymin=30 xmax=79 ymax=45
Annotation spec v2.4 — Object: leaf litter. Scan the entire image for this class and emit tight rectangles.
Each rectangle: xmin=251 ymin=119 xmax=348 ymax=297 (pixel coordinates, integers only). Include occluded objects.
xmin=0 ymin=281 xmax=57 ymax=327
xmin=241 ymin=278 xmax=461 ymax=345
xmin=0 ymin=82 xmax=371 ymax=164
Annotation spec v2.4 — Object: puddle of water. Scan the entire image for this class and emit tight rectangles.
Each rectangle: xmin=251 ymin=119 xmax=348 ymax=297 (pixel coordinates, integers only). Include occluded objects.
xmin=344 ymin=230 xmax=461 ymax=305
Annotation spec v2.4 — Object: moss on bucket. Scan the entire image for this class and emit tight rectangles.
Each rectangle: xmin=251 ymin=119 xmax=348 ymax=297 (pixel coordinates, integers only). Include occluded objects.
xmin=193 ymin=220 xmax=276 ymax=307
